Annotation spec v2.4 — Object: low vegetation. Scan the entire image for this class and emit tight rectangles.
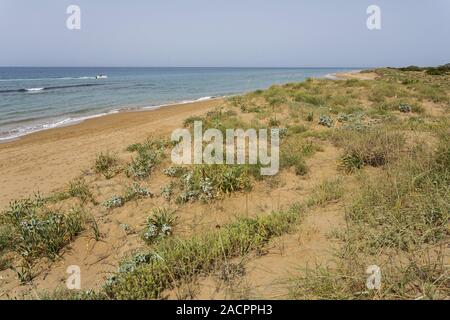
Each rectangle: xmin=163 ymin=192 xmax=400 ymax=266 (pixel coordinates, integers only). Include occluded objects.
xmin=289 ymin=133 xmax=449 ymax=300
xmin=1 ymin=66 xmax=449 ymax=299
xmin=77 ymin=205 xmax=305 ymax=300
xmin=0 ymin=197 xmax=86 ymax=283
xmin=141 ymin=208 xmax=177 ymax=244
xmin=94 ymin=152 xmax=120 ymax=179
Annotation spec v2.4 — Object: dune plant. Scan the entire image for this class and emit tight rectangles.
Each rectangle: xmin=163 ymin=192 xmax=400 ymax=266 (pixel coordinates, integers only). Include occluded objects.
xmin=399 ymin=103 xmax=412 ymax=113
xmin=318 ymin=115 xmax=333 ymax=127
xmin=123 ymin=183 xmax=153 ymax=202
xmin=94 ymin=152 xmax=120 ymax=179
xmin=338 ymin=130 xmax=405 ymax=171
xmin=142 ymin=208 xmax=177 ymax=244
xmin=163 ymin=166 xmax=188 ymax=178
xmin=67 ymin=178 xmax=95 ymax=203
xmin=103 ymin=195 xmax=124 ymax=209
xmin=1 ymin=199 xmax=86 ymax=282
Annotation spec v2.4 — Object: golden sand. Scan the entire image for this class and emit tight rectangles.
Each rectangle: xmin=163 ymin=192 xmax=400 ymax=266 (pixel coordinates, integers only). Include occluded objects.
xmin=0 ymin=99 xmax=221 ymax=207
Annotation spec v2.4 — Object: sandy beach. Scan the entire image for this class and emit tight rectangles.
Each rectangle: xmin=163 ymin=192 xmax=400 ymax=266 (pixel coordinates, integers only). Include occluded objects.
xmin=0 ymin=71 xmax=376 ymax=207
xmin=0 ymin=98 xmax=221 ymax=207
xmin=0 ymin=67 xmax=447 ymax=300
xmin=1 ymin=0 xmax=448 ymax=302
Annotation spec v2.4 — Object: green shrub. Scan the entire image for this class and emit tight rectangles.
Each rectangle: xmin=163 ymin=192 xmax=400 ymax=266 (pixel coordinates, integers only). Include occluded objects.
xmin=160 ymin=182 xmax=174 ymax=201
xmin=305 ymin=112 xmax=314 ymax=122
xmin=163 ymin=166 xmax=188 ymax=178
xmin=294 ymin=159 xmax=309 ymax=176
xmin=338 ymin=130 xmax=405 ymax=171
xmin=94 ymin=152 xmax=120 ymax=179
xmin=142 ymin=208 xmax=177 ymax=244
xmin=183 ymin=116 xmax=204 ymax=128
xmin=67 ymin=178 xmax=95 ymax=203
xmin=101 ymin=206 xmax=304 ymax=299
xmin=318 ymin=115 xmax=333 ymax=127
xmin=126 ymin=149 xmax=161 ymax=179
xmin=294 ymin=92 xmax=325 ymax=106
xmin=174 ymin=165 xmax=252 ymax=204
xmin=307 ymin=178 xmax=344 ymax=207
xmin=268 ymin=117 xmax=280 ymax=127
xmin=123 ymin=183 xmax=153 ymax=202
xmin=2 ymin=201 xmax=86 ymax=263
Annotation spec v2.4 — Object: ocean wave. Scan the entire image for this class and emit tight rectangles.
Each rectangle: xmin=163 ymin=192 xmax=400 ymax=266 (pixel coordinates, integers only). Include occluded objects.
xmin=0 ymin=83 xmax=104 ymax=94
xmin=324 ymin=73 xmax=338 ymax=80
xmin=195 ymin=96 xmax=213 ymax=101
xmin=0 ymin=110 xmax=120 ymax=141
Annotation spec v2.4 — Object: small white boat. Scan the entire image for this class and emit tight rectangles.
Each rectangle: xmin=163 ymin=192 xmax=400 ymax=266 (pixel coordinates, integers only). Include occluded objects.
xmin=95 ymin=75 xmax=108 ymax=79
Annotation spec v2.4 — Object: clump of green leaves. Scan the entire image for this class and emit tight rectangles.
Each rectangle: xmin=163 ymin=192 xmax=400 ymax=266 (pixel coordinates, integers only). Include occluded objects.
xmin=305 ymin=112 xmax=314 ymax=122
xmin=103 ymin=195 xmax=124 ymax=209
xmin=103 ymin=184 xmax=152 ymax=210
xmin=126 ymin=138 xmax=167 ymax=179
xmin=94 ymin=152 xmax=120 ymax=179
xmin=318 ymin=115 xmax=333 ymax=127
xmin=163 ymin=166 xmax=188 ymax=178
xmin=399 ymin=104 xmax=412 ymax=113
xmin=160 ymin=182 xmax=174 ymax=201
xmin=123 ymin=183 xmax=153 ymax=202
xmin=338 ymin=130 xmax=405 ymax=172
xmin=142 ymin=208 xmax=177 ymax=244
xmin=67 ymin=178 xmax=95 ymax=203
xmin=175 ymin=165 xmax=252 ymax=204
xmin=126 ymin=149 xmax=160 ymax=179
xmin=1 ymin=199 xmax=86 ymax=281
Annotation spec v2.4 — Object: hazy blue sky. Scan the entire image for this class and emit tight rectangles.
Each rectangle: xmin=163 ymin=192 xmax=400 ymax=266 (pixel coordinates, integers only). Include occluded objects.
xmin=0 ymin=0 xmax=449 ymax=67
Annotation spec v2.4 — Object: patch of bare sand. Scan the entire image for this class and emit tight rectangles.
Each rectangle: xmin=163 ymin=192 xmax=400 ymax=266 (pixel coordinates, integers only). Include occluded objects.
xmin=1 ymin=140 xmax=342 ymax=299
xmin=192 ymin=203 xmax=345 ymax=300
xmin=335 ymin=71 xmax=378 ymax=81
xmin=166 ymin=144 xmax=346 ymax=300
xmin=0 ymin=99 xmax=222 ymax=207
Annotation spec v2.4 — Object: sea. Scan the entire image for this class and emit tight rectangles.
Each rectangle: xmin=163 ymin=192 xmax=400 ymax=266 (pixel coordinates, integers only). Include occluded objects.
xmin=0 ymin=67 xmax=357 ymax=141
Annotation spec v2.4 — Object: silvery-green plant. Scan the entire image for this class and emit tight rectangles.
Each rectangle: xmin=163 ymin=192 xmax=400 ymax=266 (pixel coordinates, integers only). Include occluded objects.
xmin=123 ymin=183 xmax=153 ymax=202
xmin=160 ymin=182 xmax=174 ymax=201
xmin=399 ymin=104 xmax=412 ymax=113
xmin=279 ymin=127 xmax=288 ymax=138
xmin=126 ymin=149 xmax=161 ymax=179
xmin=318 ymin=115 xmax=333 ymax=127
xmin=106 ymin=252 xmax=156 ymax=287
xmin=142 ymin=208 xmax=177 ymax=244
xmin=163 ymin=166 xmax=188 ymax=178
xmin=103 ymin=195 xmax=124 ymax=209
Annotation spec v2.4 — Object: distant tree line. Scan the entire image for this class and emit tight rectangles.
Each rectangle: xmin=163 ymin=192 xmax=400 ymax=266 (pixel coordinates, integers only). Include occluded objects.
xmin=393 ymin=63 xmax=450 ymax=75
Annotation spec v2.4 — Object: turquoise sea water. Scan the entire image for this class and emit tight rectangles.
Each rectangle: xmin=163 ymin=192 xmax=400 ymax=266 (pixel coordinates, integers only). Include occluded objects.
xmin=0 ymin=67 xmax=356 ymax=140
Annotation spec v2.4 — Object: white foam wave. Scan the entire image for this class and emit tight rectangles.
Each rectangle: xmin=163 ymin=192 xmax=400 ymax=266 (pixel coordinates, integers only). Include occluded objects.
xmin=0 ymin=96 xmax=218 ymax=142
xmin=324 ymin=73 xmax=338 ymax=80
xmin=0 ymin=110 xmax=119 ymax=142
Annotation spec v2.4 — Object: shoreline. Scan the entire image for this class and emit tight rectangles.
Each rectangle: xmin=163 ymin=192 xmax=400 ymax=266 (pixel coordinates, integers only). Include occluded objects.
xmin=0 ymin=96 xmax=222 ymax=144
xmin=0 ymin=70 xmax=368 ymax=144
xmin=0 ymin=70 xmax=376 ymax=206
xmin=0 ymin=97 xmax=222 ymax=206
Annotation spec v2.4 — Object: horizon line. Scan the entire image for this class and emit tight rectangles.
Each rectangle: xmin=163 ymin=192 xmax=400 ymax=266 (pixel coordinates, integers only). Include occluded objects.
xmin=0 ymin=65 xmax=373 ymax=69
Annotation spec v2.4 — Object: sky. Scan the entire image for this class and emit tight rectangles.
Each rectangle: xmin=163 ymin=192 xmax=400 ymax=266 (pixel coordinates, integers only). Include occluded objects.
xmin=0 ymin=0 xmax=449 ymax=68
